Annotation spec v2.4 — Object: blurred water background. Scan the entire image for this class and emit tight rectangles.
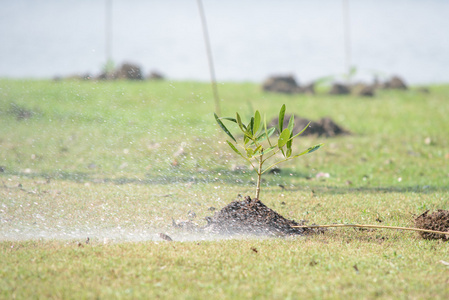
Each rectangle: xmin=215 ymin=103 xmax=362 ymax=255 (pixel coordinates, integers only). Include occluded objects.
xmin=1 ymin=0 xmax=448 ymax=84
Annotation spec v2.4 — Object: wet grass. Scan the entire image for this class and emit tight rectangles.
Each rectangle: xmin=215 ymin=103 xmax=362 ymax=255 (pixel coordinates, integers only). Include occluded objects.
xmin=1 ymin=79 xmax=449 ymax=298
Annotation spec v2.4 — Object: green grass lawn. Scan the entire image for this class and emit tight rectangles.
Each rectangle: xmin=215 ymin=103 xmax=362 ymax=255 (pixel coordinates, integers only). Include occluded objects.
xmin=1 ymin=79 xmax=449 ymax=299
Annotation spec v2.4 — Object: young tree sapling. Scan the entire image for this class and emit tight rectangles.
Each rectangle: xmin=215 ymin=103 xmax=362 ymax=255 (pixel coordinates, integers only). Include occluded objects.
xmin=214 ymin=104 xmax=323 ymax=200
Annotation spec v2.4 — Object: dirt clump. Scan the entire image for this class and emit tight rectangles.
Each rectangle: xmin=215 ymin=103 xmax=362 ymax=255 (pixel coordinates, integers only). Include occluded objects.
xmin=262 ymin=75 xmax=315 ymax=95
xmin=329 ymin=83 xmax=351 ymax=95
xmin=148 ymin=70 xmax=165 ymax=80
xmin=262 ymin=75 xmax=300 ymax=94
xmin=270 ymin=114 xmax=350 ymax=137
xmin=414 ymin=210 xmax=449 ymax=240
xmin=114 ymin=63 xmax=144 ymax=80
xmin=203 ymin=196 xmax=315 ymax=236
xmin=383 ymin=76 xmax=408 ymax=90
xmin=352 ymin=83 xmax=375 ymax=97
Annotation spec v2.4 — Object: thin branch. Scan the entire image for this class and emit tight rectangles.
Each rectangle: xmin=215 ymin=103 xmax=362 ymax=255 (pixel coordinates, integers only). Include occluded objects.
xmin=292 ymin=223 xmax=449 ymax=235
xmin=255 ymin=154 xmax=263 ymax=200
xmin=262 ymin=148 xmax=281 ymax=163
xmin=261 ymin=155 xmax=293 ymax=174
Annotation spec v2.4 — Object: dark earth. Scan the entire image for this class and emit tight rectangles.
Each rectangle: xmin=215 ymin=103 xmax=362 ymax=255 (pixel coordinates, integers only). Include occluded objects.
xmin=270 ymin=114 xmax=350 ymax=137
xmin=170 ymin=201 xmax=448 ymax=240
xmin=202 ymin=196 xmax=316 ymax=236
xmin=415 ymin=210 xmax=449 ymax=241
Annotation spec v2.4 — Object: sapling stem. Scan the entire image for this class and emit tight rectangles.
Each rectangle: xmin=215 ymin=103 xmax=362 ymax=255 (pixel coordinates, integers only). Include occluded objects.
xmin=255 ymin=153 xmax=263 ymax=200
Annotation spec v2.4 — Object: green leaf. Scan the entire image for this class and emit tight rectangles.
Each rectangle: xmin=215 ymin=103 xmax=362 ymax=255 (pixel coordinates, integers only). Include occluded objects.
xmin=278 ymin=128 xmax=290 ymax=148
xmin=220 ymin=117 xmax=237 ymax=123
xmin=214 ymin=113 xmax=236 ymax=142
xmin=307 ymin=143 xmax=324 ymax=154
xmin=262 ymin=145 xmax=276 ymax=155
xmin=264 ymin=114 xmax=273 ymax=147
xmin=286 ymin=148 xmax=292 ymax=158
xmin=226 ymin=140 xmax=245 ymax=158
xmin=248 ymin=117 xmax=255 ymax=136
xmin=246 ymin=148 xmax=254 ymax=158
xmin=255 ymin=127 xmax=275 ymax=142
xmin=253 ymin=145 xmax=262 ymax=155
xmin=240 ymin=118 xmax=253 ymax=140
xmin=278 ymin=104 xmax=286 ymax=133
xmin=280 ymin=148 xmax=286 ymax=157
xmin=292 ymin=143 xmax=324 ymax=158
xmin=253 ymin=110 xmax=261 ymax=135
xmin=287 ymin=114 xmax=294 ymax=134
xmin=236 ymin=112 xmax=246 ymax=133
xmin=289 ymin=121 xmax=311 ymax=141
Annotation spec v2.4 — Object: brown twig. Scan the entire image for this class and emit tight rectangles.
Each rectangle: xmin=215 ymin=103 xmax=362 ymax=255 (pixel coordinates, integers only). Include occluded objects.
xmin=292 ymin=224 xmax=449 ymax=235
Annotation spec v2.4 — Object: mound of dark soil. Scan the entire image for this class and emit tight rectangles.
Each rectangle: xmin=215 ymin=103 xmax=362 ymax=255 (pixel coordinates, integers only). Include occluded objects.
xmin=262 ymin=75 xmax=315 ymax=95
xmin=383 ymin=76 xmax=408 ymax=90
xmin=270 ymin=114 xmax=350 ymax=137
xmin=352 ymin=83 xmax=375 ymax=97
xmin=414 ymin=210 xmax=449 ymax=240
xmin=203 ymin=196 xmax=314 ymax=236
xmin=115 ymin=63 xmax=143 ymax=80
xmin=262 ymin=75 xmax=300 ymax=94
xmin=329 ymin=83 xmax=350 ymax=95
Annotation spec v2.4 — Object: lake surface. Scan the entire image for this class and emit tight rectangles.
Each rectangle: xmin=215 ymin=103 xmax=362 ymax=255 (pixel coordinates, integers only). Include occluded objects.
xmin=1 ymin=0 xmax=449 ymax=84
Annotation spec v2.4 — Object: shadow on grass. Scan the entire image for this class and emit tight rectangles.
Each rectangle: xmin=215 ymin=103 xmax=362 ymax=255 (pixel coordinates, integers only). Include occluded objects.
xmin=2 ymin=169 xmax=447 ymax=195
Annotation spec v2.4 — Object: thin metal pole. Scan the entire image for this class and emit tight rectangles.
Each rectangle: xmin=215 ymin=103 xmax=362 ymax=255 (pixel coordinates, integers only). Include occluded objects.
xmin=342 ymin=0 xmax=351 ymax=82
xmin=197 ymin=0 xmax=221 ymax=116
xmin=105 ymin=0 xmax=113 ymax=67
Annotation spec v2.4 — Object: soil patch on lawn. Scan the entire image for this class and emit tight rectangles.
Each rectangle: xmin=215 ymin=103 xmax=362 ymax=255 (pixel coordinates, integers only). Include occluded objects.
xmin=202 ymin=196 xmax=316 ymax=236
xmin=270 ymin=114 xmax=350 ymax=137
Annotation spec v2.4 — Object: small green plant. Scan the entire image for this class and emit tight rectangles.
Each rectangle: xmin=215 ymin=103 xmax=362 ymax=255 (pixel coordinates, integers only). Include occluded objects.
xmin=214 ymin=104 xmax=323 ymax=200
